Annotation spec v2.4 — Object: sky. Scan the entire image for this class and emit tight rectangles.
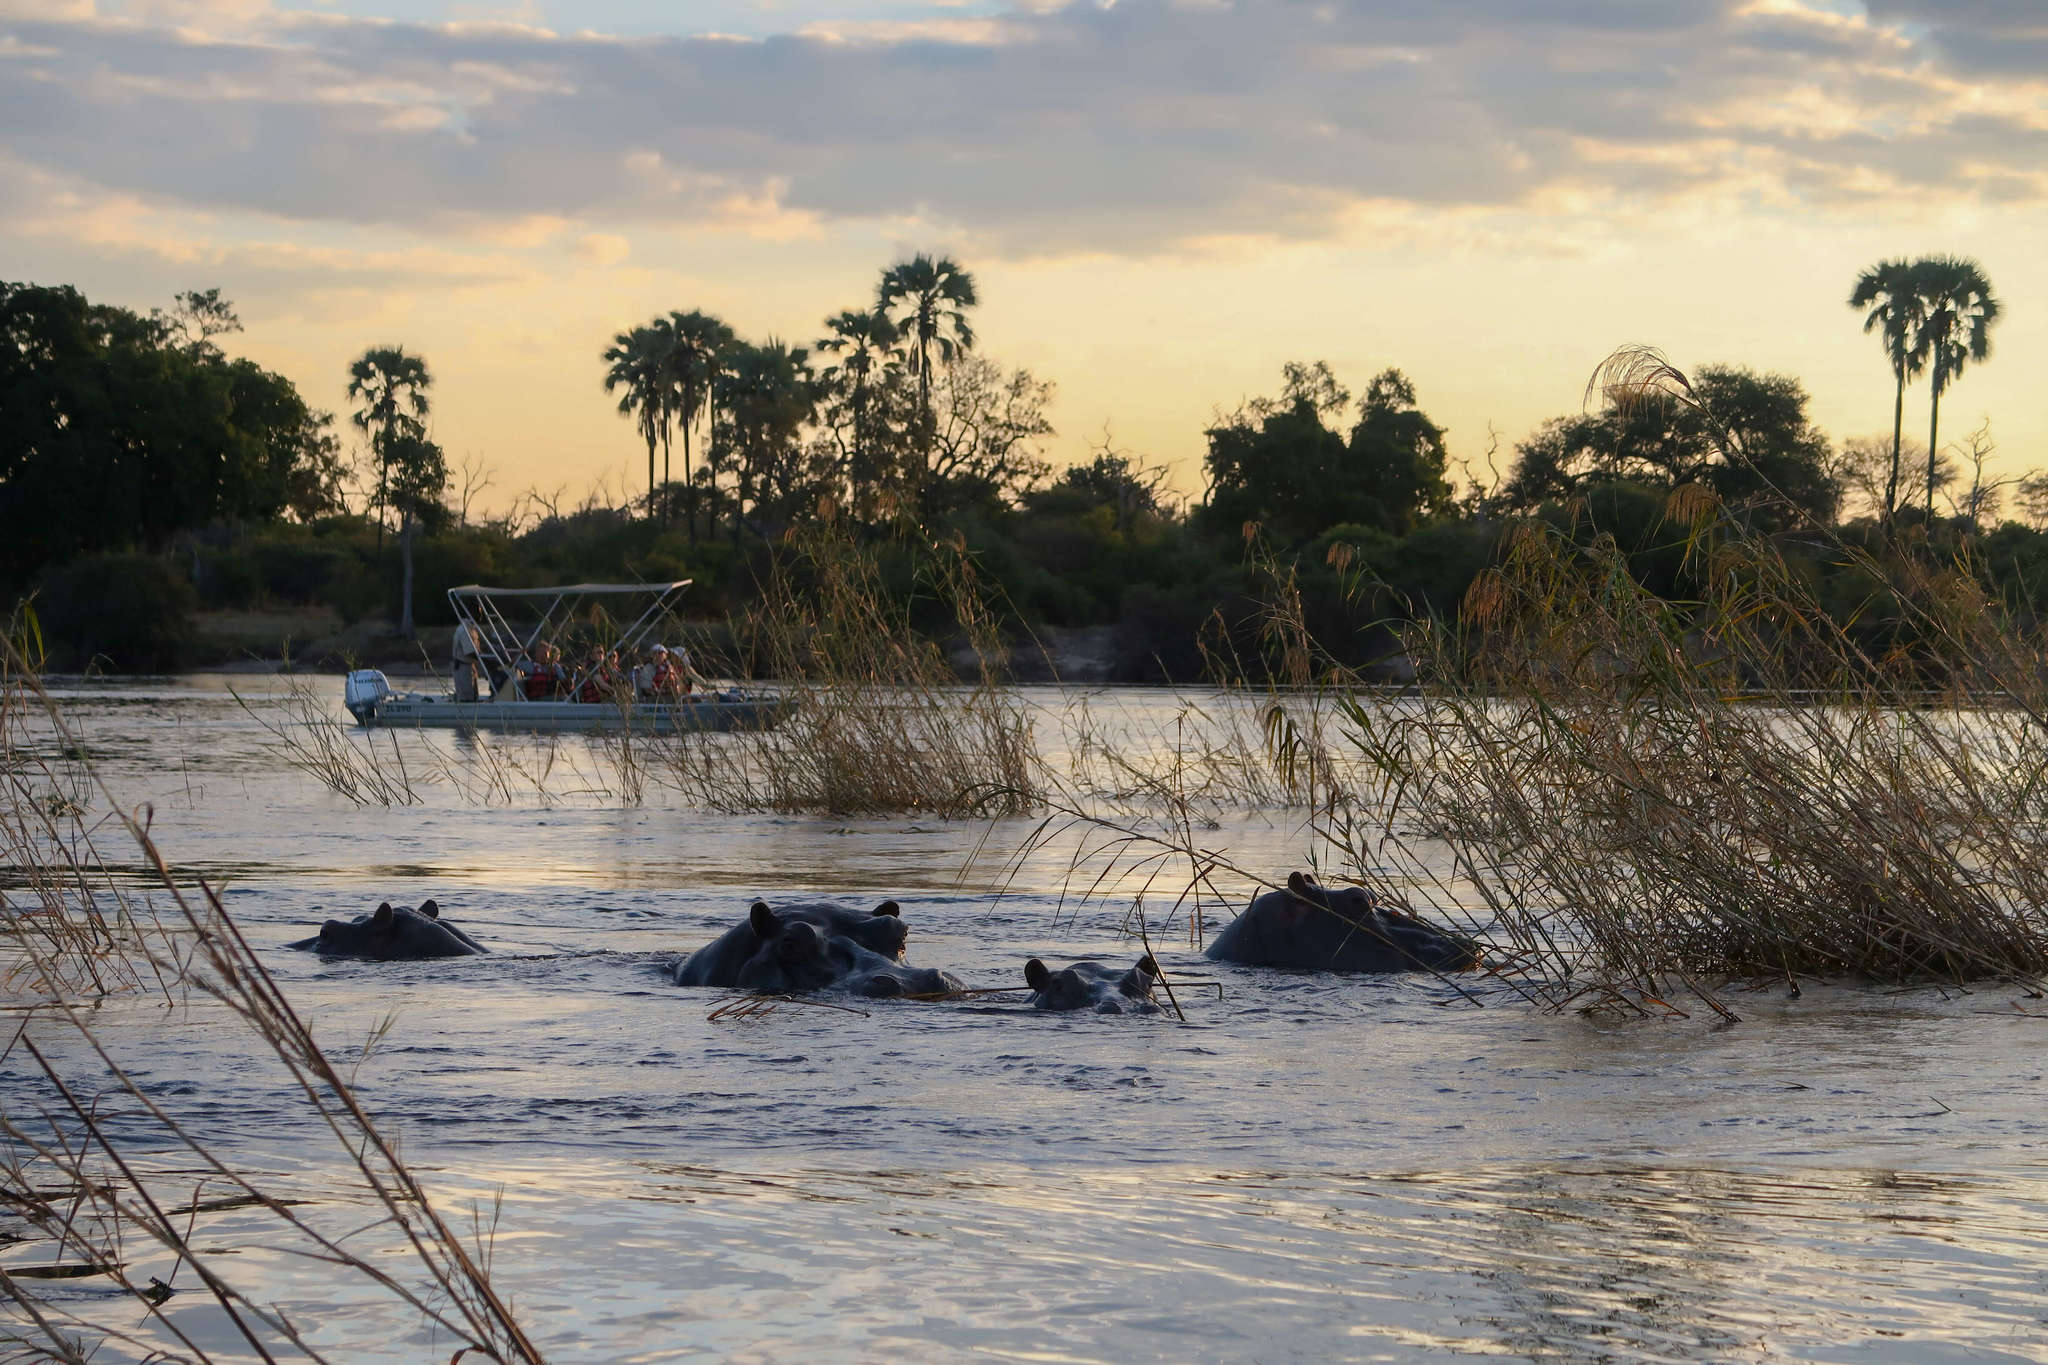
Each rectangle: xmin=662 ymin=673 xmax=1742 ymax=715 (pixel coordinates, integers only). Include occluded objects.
xmin=4 ymin=0 xmax=2046 ymax=511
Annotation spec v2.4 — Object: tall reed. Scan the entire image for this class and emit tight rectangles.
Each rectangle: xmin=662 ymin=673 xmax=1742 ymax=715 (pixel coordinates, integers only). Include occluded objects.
xmin=1336 ymin=498 xmax=2048 ymax=1011
xmin=658 ymin=508 xmax=1041 ymax=816
xmin=0 ymin=632 xmax=545 ymax=1362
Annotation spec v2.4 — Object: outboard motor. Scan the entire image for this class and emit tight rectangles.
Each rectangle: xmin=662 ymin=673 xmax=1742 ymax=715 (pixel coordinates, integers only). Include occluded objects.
xmin=344 ymin=669 xmax=393 ymax=724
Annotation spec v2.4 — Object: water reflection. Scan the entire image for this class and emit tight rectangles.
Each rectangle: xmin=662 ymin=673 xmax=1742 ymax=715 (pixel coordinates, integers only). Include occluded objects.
xmin=14 ymin=675 xmax=2048 ymax=1362
xmin=392 ymin=1158 xmax=2048 ymax=1363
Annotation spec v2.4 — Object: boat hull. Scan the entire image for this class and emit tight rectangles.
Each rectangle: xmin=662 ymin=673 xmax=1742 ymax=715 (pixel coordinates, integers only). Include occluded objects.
xmin=360 ymin=695 xmax=787 ymax=735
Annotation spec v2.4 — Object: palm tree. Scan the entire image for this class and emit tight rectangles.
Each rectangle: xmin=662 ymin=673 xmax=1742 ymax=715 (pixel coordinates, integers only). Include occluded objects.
xmin=721 ymin=339 xmax=819 ymax=526
xmin=1914 ymin=256 xmax=2000 ymax=519
xmin=877 ymin=255 xmax=977 ymax=490
xmin=602 ymin=325 xmax=664 ymax=516
xmin=816 ymin=306 xmax=900 ymax=513
xmin=346 ymin=346 xmax=436 ymax=634
xmin=347 ymin=346 xmax=432 ymax=551
xmin=644 ymin=313 xmax=679 ymax=516
xmin=663 ymin=310 xmax=735 ymax=542
xmin=1848 ymin=259 xmax=1928 ymax=521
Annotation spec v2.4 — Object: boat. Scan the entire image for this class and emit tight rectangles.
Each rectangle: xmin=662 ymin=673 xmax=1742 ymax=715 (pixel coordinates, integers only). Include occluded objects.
xmin=342 ymin=581 xmax=789 ymax=735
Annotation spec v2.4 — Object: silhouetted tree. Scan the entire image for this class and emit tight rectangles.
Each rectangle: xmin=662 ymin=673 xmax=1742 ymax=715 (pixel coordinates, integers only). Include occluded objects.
xmin=816 ymin=306 xmax=900 ymax=517
xmin=878 ymin=255 xmax=978 ymax=497
xmin=385 ymin=430 xmax=449 ymax=636
xmin=924 ymin=356 xmax=1054 ymax=517
xmin=1848 ymin=258 xmax=1928 ymax=520
xmin=663 ymin=309 xmax=735 ymax=541
xmin=0 ymin=282 xmax=341 ymax=581
xmin=601 ymin=325 xmax=664 ymax=517
xmin=1344 ymin=369 xmax=1454 ymax=536
xmin=349 ymin=345 xmax=433 ymax=546
xmin=1503 ymin=365 xmax=1837 ymax=526
xmin=718 ymin=339 xmax=823 ymax=527
xmin=1913 ymin=256 xmax=2000 ymax=518
xmin=1202 ymin=363 xmax=1453 ymax=541
xmin=1028 ymin=448 xmax=1172 ymax=532
xmin=348 ymin=345 xmax=439 ymax=633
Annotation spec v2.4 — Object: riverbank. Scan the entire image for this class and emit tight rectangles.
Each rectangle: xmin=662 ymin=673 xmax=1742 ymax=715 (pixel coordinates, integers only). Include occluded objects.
xmin=180 ymin=613 xmax=1416 ymax=685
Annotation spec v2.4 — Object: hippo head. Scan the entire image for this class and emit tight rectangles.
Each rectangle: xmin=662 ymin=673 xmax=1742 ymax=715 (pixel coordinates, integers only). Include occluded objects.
xmin=1204 ymin=871 xmax=1478 ymax=973
xmin=850 ymin=900 xmax=910 ymax=960
xmin=291 ymin=899 xmax=487 ymax=961
xmin=676 ymin=896 xmax=956 ymax=995
xmin=1023 ymin=955 xmax=1162 ymax=1014
xmin=1284 ymin=871 xmax=1376 ymax=923
xmin=737 ymin=903 xmax=846 ymax=993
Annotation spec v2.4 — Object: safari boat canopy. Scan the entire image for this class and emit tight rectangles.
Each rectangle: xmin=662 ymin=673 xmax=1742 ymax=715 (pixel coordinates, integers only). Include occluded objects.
xmin=342 ymin=580 xmax=787 ymax=735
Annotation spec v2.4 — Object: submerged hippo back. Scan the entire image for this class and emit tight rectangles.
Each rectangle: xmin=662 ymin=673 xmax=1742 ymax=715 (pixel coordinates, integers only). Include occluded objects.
xmin=674 ymin=898 xmax=909 ymax=987
xmin=1206 ymin=873 xmax=1477 ymax=974
xmin=682 ymin=899 xmax=958 ymax=997
xmin=288 ymin=900 xmax=487 ymax=961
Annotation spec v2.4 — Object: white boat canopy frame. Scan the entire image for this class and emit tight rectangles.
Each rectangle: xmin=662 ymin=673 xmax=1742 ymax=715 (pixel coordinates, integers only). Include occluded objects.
xmin=449 ymin=580 xmax=692 ymax=700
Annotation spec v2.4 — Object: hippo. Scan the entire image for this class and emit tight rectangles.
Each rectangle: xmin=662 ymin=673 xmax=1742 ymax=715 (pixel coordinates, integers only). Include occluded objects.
xmin=1205 ymin=872 xmax=1479 ymax=973
xmin=287 ymin=900 xmax=487 ymax=960
xmin=677 ymin=900 xmax=962 ymax=999
xmin=1023 ymin=955 xmax=1161 ymax=1014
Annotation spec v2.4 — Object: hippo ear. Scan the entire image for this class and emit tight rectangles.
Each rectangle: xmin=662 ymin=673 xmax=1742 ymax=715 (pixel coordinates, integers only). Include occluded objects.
xmin=1287 ymin=871 xmax=1311 ymax=898
xmin=749 ymin=901 xmax=779 ymax=938
xmin=871 ymin=900 xmax=901 ymax=918
xmin=1024 ymin=958 xmax=1050 ymax=991
xmin=1135 ymin=954 xmax=1159 ymax=978
xmin=372 ymin=903 xmax=394 ymax=931
xmin=418 ymin=899 xmax=441 ymax=919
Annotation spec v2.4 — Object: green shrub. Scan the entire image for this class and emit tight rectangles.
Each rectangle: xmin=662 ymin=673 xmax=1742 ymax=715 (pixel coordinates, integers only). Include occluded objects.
xmin=195 ymin=549 xmax=264 ymax=609
xmin=250 ymin=538 xmax=352 ymax=604
xmin=34 ymin=553 xmax=197 ymax=671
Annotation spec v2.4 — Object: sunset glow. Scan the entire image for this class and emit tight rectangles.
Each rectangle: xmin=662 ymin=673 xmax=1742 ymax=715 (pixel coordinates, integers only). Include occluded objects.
xmin=6 ymin=0 xmax=2045 ymax=507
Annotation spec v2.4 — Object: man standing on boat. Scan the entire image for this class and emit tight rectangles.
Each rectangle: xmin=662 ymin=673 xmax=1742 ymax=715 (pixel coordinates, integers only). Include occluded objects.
xmin=452 ymin=620 xmax=484 ymax=702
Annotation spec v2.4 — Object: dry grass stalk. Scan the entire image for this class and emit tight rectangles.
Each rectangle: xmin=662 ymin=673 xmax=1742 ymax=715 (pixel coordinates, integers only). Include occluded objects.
xmin=656 ymin=510 xmax=1041 ymax=816
xmin=1342 ymin=499 xmax=2048 ymax=1015
xmin=0 ymin=635 xmax=545 ymax=1363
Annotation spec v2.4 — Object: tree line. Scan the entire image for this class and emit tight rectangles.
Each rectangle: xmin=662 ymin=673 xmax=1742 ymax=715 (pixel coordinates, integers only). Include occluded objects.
xmin=599 ymin=253 xmax=1053 ymax=538
xmin=4 ymin=252 xmax=2034 ymax=675
xmin=0 ymin=283 xmax=345 ymax=583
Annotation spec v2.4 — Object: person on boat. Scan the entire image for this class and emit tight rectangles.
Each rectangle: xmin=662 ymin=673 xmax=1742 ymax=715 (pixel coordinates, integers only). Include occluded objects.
xmin=452 ymin=621 xmax=485 ymax=702
xmin=578 ymin=645 xmax=623 ymax=704
xmin=648 ymin=644 xmax=679 ymax=699
xmin=671 ymin=645 xmax=714 ymax=698
xmin=525 ymin=643 xmax=564 ymax=700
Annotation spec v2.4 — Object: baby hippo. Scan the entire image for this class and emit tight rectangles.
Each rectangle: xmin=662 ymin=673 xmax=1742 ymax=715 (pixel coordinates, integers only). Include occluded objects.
xmin=1023 ymin=955 xmax=1161 ymax=1014
xmin=288 ymin=900 xmax=487 ymax=961
xmin=1206 ymin=872 xmax=1478 ymax=973
xmin=684 ymin=900 xmax=963 ymax=999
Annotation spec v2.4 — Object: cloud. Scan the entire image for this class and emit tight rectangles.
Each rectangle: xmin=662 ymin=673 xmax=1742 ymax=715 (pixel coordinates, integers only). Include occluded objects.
xmin=573 ymin=230 xmax=628 ymax=264
xmin=0 ymin=0 xmax=2043 ymax=254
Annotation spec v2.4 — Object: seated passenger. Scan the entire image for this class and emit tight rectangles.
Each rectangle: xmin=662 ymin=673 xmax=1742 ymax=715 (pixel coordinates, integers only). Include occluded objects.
xmin=649 ymin=644 xmax=679 ymax=699
xmin=577 ymin=646 xmax=616 ymax=704
xmin=523 ymin=645 xmax=559 ymax=700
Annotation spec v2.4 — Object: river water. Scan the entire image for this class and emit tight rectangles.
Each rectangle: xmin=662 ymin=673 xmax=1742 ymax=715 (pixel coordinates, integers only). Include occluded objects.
xmin=6 ymin=675 xmax=2048 ymax=1363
